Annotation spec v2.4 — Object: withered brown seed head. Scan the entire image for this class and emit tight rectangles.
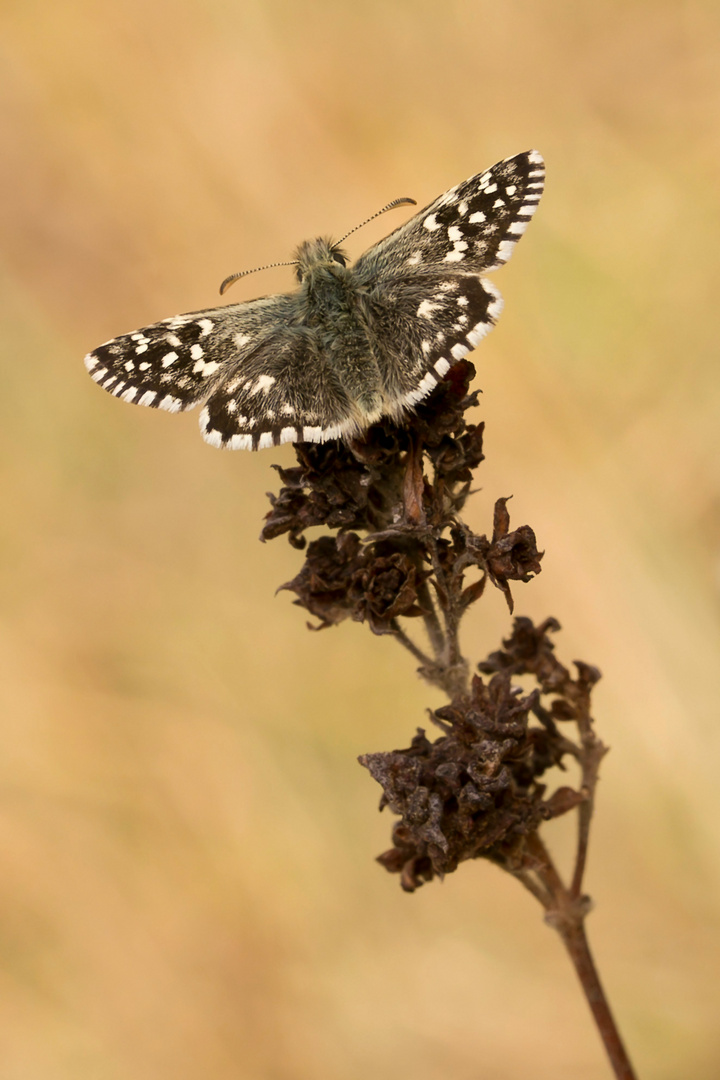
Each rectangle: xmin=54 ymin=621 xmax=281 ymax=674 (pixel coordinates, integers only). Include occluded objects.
xmin=262 ymin=362 xmax=599 ymax=892
xmin=360 ymin=619 xmax=597 ymax=892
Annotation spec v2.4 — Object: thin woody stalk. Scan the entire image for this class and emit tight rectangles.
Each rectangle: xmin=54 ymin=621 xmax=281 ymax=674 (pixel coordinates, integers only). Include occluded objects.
xmin=263 ymin=360 xmax=637 ymax=1079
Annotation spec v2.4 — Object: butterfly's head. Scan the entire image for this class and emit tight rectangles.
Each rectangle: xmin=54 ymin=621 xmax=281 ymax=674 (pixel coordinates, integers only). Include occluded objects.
xmin=293 ymin=237 xmax=349 ymax=283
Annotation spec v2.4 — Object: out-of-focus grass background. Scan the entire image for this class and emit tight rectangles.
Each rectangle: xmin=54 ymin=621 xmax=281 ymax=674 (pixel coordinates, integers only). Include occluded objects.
xmin=1 ymin=1 xmax=719 ymax=1077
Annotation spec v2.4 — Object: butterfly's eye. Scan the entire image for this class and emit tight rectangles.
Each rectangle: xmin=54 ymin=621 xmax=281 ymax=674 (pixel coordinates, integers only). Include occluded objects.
xmin=331 ymin=250 xmax=347 ymax=267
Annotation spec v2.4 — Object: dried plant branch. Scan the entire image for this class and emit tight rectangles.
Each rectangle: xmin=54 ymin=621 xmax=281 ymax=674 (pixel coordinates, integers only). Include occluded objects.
xmin=263 ymin=359 xmax=637 ymax=1079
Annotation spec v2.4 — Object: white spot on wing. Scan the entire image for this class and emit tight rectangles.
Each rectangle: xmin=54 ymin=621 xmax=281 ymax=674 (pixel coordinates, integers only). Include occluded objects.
xmin=138 ymin=390 xmax=157 ymax=406
xmin=204 ymin=428 xmax=224 ymax=448
xmin=162 ymin=352 xmax=178 ymax=368
xmin=158 ymin=394 xmax=182 ymax=412
xmin=447 ymin=225 xmax=463 ymax=242
xmin=451 ymin=343 xmax=467 ymax=360
xmin=404 ymin=371 xmax=439 ymax=406
xmin=235 ymin=333 xmax=251 ymax=348
xmin=227 ymin=433 xmax=253 ymax=450
xmin=435 ymin=358 xmax=450 ymax=376
xmin=251 ymin=374 xmax=276 ymax=396
xmin=496 ymin=239 xmax=515 ymax=262
xmin=483 ymin=280 xmax=504 ymax=319
xmin=198 ymin=319 xmax=214 ymax=336
xmin=423 ymin=213 xmax=440 ymax=231
xmin=280 ymin=427 xmax=298 ymax=445
xmin=190 ymin=344 xmax=204 ymax=360
xmin=469 ymin=211 xmax=486 ymax=224
xmin=258 ymin=432 xmax=274 ymax=450
xmin=417 ymin=299 xmax=440 ymax=318
xmin=120 ymin=387 xmax=138 ymax=402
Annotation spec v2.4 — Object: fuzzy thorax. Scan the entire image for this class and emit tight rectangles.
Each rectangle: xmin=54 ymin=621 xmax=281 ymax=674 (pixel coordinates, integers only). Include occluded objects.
xmin=293 ymin=237 xmax=349 ymax=282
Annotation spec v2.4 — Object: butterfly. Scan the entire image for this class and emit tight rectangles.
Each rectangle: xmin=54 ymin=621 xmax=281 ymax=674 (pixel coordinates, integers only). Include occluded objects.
xmin=84 ymin=150 xmax=544 ymax=451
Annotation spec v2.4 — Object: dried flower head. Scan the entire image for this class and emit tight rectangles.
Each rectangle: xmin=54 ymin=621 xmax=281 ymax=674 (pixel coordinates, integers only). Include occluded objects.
xmin=360 ymin=617 xmax=596 ymax=891
xmin=265 ymin=361 xmax=543 ymax=696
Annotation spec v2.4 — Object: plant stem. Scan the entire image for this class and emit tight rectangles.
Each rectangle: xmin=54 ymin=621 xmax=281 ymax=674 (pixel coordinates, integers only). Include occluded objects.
xmin=557 ymin=920 xmax=638 ymax=1080
xmin=524 ymin=834 xmax=638 ymax=1080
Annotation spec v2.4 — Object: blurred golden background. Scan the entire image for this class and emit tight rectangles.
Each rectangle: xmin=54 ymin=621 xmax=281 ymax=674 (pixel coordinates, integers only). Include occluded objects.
xmin=1 ymin=1 xmax=719 ymax=1077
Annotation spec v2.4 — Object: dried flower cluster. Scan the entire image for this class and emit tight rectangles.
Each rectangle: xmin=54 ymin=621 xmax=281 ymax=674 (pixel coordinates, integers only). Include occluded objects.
xmin=262 ymin=360 xmax=634 ymax=1077
xmin=263 ymin=360 xmax=600 ymax=895
xmin=361 ymin=617 xmax=599 ymax=891
xmin=264 ymin=361 xmax=543 ymax=697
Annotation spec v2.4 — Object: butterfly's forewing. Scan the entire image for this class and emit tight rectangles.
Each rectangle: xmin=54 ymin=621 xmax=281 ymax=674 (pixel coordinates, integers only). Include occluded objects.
xmin=353 ymin=150 xmax=545 ymax=285
xmin=84 ymin=294 xmax=301 ymax=414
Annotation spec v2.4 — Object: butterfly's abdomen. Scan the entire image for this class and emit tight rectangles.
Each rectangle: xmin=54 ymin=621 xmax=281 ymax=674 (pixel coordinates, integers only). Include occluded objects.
xmin=302 ymin=264 xmax=383 ymax=424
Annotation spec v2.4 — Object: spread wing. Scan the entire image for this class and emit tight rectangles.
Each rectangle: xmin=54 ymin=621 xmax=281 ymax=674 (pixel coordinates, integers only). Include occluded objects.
xmin=363 ymin=272 xmax=504 ymax=409
xmin=84 ymin=295 xmax=298 ymax=414
xmin=84 ymin=294 xmax=363 ymax=449
xmin=353 ymin=150 xmax=545 ymax=285
xmin=352 ymin=150 xmax=544 ymax=413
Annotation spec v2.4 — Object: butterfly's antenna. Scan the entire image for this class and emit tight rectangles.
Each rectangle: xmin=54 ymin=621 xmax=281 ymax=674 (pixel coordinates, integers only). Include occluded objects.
xmin=334 ymin=197 xmax=417 ymax=247
xmin=219 ymin=261 xmax=297 ymax=296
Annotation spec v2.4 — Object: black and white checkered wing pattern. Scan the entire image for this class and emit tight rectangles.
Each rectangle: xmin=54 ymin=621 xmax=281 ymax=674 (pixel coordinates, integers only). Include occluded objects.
xmin=198 ymin=333 xmax=355 ymax=450
xmin=352 ymin=150 xmax=544 ymax=412
xmin=84 ymin=295 xmax=300 ymax=414
xmin=364 ymin=272 xmax=504 ymax=409
xmin=84 ymin=294 xmax=358 ymax=450
xmin=354 ymin=150 xmax=545 ymax=283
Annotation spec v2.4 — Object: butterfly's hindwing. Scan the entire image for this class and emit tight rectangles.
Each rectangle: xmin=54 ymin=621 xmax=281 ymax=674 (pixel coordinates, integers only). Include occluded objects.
xmin=199 ymin=330 xmax=358 ymax=450
xmin=367 ymin=273 xmax=503 ymax=409
xmin=354 ymin=150 xmax=545 ymax=285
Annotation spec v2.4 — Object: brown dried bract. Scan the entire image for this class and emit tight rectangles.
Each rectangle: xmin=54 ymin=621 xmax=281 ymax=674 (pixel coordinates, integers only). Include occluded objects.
xmin=360 ymin=618 xmax=601 ymax=892
xmin=265 ymin=361 xmax=543 ymax=664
